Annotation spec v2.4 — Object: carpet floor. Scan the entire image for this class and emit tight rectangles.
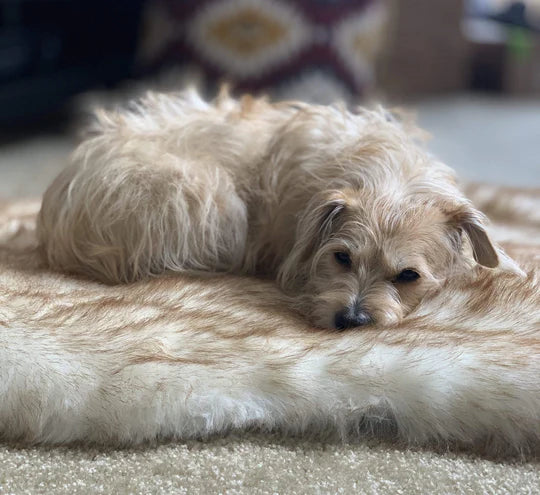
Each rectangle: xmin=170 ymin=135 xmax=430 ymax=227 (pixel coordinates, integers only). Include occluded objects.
xmin=1 ymin=436 xmax=539 ymax=495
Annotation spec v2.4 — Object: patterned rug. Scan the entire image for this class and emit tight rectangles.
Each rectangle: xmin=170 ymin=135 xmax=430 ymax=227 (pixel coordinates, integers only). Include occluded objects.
xmin=138 ymin=0 xmax=387 ymax=102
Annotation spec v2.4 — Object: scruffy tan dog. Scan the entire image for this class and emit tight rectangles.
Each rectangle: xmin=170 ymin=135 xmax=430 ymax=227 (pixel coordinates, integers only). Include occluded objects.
xmin=38 ymin=88 xmax=521 ymax=329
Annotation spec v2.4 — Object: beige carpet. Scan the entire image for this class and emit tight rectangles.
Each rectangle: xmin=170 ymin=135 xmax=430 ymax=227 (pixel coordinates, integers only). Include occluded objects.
xmin=1 ymin=436 xmax=539 ymax=495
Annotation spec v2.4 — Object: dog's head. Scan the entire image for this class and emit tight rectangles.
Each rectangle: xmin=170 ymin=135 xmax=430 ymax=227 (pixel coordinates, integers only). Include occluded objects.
xmin=269 ymin=104 xmax=523 ymax=330
xmin=279 ymin=186 xmax=522 ymax=329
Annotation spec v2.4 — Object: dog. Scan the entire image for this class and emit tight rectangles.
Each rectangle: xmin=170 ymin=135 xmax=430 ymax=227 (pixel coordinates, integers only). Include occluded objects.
xmin=37 ymin=87 xmax=522 ymax=329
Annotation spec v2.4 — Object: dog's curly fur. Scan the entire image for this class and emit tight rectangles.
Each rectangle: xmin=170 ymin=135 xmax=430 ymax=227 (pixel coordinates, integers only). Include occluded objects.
xmin=37 ymin=88 xmax=522 ymax=329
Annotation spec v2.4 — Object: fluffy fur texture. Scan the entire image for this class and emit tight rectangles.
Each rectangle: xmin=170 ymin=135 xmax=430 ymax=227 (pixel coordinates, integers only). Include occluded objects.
xmin=37 ymin=89 xmax=522 ymax=329
xmin=1 ymin=190 xmax=539 ymax=454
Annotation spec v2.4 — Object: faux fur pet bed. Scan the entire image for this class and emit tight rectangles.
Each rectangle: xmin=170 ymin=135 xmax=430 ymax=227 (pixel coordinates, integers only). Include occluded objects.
xmin=0 ymin=184 xmax=539 ymax=455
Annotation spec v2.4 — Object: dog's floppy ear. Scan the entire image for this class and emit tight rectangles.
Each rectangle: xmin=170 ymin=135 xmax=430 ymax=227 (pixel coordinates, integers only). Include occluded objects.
xmin=453 ymin=207 xmax=498 ymax=268
xmin=446 ymin=201 xmax=525 ymax=276
xmin=278 ymin=191 xmax=347 ymax=289
xmin=297 ymin=190 xmax=347 ymax=259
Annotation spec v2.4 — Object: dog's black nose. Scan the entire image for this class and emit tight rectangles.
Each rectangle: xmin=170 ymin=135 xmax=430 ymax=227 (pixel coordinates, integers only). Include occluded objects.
xmin=334 ymin=308 xmax=372 ymax=330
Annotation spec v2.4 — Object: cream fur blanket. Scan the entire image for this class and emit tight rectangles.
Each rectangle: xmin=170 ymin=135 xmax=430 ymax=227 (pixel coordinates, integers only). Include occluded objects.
xmin=0 ymin=184 xmax=539 ymax=456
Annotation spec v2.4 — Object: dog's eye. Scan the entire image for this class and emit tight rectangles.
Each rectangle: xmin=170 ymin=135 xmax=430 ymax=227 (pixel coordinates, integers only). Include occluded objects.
xmin=393 ymin=269 xmax=420 ymax=283
xmin=334 ymin=251 xmax=351 ymax=267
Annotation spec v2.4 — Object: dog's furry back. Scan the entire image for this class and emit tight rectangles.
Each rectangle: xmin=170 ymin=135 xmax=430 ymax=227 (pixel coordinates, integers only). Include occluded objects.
xmin=37 ymin=89 xmax=291 ymax=282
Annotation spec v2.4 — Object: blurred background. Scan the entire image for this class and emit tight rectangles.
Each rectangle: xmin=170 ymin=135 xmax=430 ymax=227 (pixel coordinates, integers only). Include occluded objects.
xmin=0 ymin=0 xmax=539 ymax=198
